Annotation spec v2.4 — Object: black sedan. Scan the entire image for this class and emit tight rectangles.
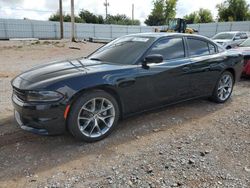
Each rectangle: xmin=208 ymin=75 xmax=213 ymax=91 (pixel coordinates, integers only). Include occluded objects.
xmin=12 ymin=33 xmax=244 ymax=142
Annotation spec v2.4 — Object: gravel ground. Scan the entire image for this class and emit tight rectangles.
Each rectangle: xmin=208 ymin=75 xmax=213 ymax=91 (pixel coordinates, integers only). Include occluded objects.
xmin=0 ymin=40 xmax=249 ymax=188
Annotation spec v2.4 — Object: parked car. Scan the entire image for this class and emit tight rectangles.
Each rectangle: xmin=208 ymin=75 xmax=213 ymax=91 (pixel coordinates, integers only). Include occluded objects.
xmin=230 ymin=38 xmax=250 ymax=76
xmin=12 ymin=33 xmax=244 ymax=142
xmin=212 ymin=31 xmax=248 ymax=49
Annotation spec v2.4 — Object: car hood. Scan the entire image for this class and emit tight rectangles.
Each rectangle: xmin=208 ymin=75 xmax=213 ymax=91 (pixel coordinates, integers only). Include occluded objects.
xmin=12 ymin=58 xmax=127 ymax=89
xmin=213 ymin=39 xmax=232 ymax=44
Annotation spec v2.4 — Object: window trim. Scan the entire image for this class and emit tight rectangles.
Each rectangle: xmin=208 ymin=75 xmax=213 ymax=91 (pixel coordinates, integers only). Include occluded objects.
xmin=185 ymin=37 xmax=219 ymax=58
xmin=140 ymin=36 xmax=187 ymax=62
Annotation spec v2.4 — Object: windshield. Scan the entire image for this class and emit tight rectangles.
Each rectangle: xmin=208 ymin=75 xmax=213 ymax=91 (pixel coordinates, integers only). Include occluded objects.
xmin=239 ymin=38 xmax=250 ymax=47
xmin=212 ymin=33 xmax=235 ymax=40
xmin=88 ymin=36 xmax=155 ymax=65
xmin=168 ymin=19 xmax=178 ymax=30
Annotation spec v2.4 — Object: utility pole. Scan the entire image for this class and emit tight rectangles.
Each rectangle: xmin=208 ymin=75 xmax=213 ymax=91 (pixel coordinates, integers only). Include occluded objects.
xmin=104 ymin=0 xmax=109 ymax=20
xmin=59 ymin=0 xmax=63 ymax=39
xmin=132 ymin=4 xmax=134 ymax=24
xmin=71 ymin=0 xmax=75 ymax=42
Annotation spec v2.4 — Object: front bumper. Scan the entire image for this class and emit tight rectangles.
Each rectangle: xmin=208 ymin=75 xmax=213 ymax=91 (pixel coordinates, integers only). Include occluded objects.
xmin=12 ymin=94 xmax=66 ymax=135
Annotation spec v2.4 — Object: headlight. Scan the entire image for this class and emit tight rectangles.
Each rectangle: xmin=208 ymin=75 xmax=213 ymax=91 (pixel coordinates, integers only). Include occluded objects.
xmin=26 ymin=91 xmax=63 ymax=102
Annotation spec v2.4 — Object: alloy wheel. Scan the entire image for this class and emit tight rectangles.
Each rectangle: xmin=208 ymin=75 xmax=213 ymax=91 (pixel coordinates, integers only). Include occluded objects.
xmin=217 ymin=74 xmax=233 ymax=101
xmin=77 ymin=97 xmax=115 ymax=138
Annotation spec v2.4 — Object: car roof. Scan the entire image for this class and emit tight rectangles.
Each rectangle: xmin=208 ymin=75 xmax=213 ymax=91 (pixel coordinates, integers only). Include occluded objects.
xmin=216 ymin=31 xmax=245 ymax=34
xmin=126 ymin=32 xmax=209 ymax=40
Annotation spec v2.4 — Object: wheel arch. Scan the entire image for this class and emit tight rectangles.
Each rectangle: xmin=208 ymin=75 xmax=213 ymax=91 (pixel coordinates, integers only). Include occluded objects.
xmin=224 ymin=68 xmax=236 ymax=83
xmin=67 ymin=85 xmax=124 ymax=119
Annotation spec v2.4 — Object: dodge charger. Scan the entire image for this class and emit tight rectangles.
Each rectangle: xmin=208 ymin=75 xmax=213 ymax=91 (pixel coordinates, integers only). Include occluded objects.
xmin=12 ymin=33 xmax=244 ymax=142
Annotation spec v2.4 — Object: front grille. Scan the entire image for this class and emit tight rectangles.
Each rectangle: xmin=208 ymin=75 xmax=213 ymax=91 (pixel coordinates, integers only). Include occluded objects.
xmin=13 ymin=87 xmax=27 ymax=101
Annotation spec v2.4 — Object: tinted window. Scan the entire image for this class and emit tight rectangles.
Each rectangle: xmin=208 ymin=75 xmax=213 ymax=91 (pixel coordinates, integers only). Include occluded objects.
xmin=147 ymin=38 xmax=185 ymax=60
xmin=88 ymin=36 xmax=155 ymax=65
xmin=208 ymin=43 xmax=216 ymax=54
xmin=187 ymin=38 xmax=210 ymax=57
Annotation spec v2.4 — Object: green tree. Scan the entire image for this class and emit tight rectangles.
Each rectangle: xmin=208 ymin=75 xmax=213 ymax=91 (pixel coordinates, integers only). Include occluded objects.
xmin=197 ymin=8 xmax=214 ymax=23
xmin=217 ymin=0 xmax=250 ymax=21
xmin=49 ymin=12 xmax=83 ymax=23
xmin=184 ymin=9 xmax=213 ymax=24
xmin=184 ymin=12 xmax=198 ymax=24
xmin=145 ymin=0 xmax=178 ymax=26
xmin=79 ymin=10 xmax=104 ymax=24
xmin=106 ymin=14 xmax=140 ymax=25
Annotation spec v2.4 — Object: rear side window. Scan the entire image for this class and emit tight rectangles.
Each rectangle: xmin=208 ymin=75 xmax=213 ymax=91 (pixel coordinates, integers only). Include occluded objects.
xmin=147 ymin=38 xmax=185 ymax=60
xmin=240 ymin=33 xmax=248 ymax=39
xmin=187 ymin=38 xmax=210 ymax=57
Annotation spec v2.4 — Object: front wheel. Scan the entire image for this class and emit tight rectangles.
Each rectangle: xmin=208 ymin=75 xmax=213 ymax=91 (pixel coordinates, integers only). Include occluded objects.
xmin=211 ymin=71 xmax=234 ymax=103
xmin=67 ymin=90 xmax=120 ymax=142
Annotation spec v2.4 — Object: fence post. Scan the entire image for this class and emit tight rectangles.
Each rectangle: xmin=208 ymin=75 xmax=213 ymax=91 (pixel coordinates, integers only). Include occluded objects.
xmin=127 ymin=26 xmax=129 ymax=35
xmin=93 ymin=24 xmax=96 ymax=38
xmin=198 ymin=24 xmax=201 ymax=34
xmin=30 ymin=20 xmax=35 ymax=38
xmin=215 ymin=22 xmax=218 ymax=35
xmin=110 ymin=25 xmax=113 ymax=39
xmin=3 ymin=19 xmax=8 ymax=39
xmin=230 ymin=22 xmax=233 ymax=31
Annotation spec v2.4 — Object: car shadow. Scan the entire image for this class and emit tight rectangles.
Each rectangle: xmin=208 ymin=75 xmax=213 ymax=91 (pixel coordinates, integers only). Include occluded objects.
xmin=0 ymin=98 xmax=232 ymax=181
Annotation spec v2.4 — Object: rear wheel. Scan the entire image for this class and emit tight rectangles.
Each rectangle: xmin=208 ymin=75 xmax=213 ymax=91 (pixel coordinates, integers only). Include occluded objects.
xmin=68 ymin=90 xmax=120 ymax=142
xmin=211 ymin=71 xmax=234 ymax=103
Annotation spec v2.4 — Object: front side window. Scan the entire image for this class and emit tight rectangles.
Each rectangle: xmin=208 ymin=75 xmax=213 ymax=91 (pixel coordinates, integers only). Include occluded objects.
xmin=147 ymin=38 xmax=185 ymax=60
xmin=88 ymin=36 xmax=155 ymax=65
xmin=187 ymin=38 xmax=210 ymax=57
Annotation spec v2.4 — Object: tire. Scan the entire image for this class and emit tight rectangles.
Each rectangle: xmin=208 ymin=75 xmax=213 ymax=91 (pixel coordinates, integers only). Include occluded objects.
xmin=67 ymin=90 xmax=120 ymax=142
xmin=211 ymin=71 xmax=234 ymax=103
xmin=226 ymin=46 xmax=232 ymax=50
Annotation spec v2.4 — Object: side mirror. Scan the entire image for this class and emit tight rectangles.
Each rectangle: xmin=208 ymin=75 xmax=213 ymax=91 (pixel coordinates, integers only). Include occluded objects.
xmin=142 ymin=54 xmax=163 ymax=67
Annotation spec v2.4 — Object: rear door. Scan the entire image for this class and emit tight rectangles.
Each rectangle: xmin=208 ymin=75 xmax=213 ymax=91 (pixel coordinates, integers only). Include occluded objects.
xmin=186 ymin=37 xmax=225 ymax=97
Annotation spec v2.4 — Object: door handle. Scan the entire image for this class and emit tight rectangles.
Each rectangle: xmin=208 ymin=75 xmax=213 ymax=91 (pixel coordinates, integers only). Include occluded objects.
xmin=116 ymin=78 xmax=136 ymax=88
xmin=182 ymin=66 xmax=190 ymax=72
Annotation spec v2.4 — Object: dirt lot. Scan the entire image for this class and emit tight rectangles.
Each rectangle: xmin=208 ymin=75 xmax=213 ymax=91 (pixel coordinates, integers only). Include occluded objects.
xmin=0 ymin=40 xmax=249 ymax=188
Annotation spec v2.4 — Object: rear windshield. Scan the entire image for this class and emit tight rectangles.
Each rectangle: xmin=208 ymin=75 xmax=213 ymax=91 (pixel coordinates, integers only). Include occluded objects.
xmin=88 ymin=36 xmax=155 ymax=65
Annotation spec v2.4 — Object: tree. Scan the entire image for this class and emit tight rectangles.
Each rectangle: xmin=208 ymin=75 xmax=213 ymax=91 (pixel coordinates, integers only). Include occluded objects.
xmin=79 ymin=10 xmax=104 ymax=24
xmin=184 ymin=12 xmax=198 ymax=24
xmin=49 ymin=12 xmax=83 ymax=23
xmin=184 ymin=8 xmax=213 ymax=24
xmin=106 ymin=14 xmax=140 ymax=25
xmin=197 ymin=8 xmax=214 ymax=23
xmin=145 ymin=0 xmax=178 ymax=26
xmin=217 ymin=0 xmax=250 ymax=21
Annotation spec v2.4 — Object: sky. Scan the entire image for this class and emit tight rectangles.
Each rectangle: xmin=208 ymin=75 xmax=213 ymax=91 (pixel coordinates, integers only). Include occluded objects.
xmin=0 ymin=0 xmax=250 ymax=24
